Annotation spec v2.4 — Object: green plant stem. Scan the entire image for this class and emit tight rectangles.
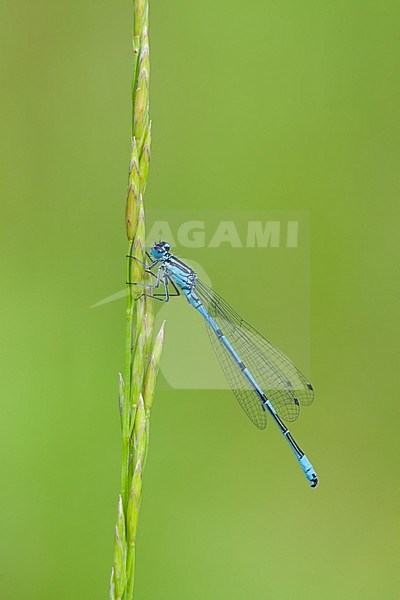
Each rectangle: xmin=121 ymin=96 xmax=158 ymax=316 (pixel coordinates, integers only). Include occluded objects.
xmin=110 ymin=2 xmax=163 ymax=599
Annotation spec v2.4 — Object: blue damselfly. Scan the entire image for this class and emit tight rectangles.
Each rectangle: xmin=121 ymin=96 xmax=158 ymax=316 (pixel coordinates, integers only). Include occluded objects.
xmin=129 ymin=241 xmax=318 ymax=488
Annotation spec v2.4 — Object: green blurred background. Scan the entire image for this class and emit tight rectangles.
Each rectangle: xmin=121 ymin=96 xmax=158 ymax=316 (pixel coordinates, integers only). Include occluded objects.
xmin=1 ymin=1 xmax=399 ymax=598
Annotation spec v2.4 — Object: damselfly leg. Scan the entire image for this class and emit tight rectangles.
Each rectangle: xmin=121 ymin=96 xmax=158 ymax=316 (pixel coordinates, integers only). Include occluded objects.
xmin=126 ymin=256 xmax=180 ymax=302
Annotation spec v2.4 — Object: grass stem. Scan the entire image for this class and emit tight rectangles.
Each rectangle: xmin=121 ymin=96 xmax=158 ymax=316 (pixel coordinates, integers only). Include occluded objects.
xmin=110 ymin=3 xmax=163 ymax=598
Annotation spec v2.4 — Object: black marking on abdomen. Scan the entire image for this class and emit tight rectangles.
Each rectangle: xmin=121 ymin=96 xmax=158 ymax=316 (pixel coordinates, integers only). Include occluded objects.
xmin=286 ymin=432 xmax=304 ymax=457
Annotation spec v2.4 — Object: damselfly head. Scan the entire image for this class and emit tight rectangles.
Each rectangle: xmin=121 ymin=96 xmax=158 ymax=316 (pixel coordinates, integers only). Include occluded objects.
xmin=150 ymin=240 xmax=171 ymax=258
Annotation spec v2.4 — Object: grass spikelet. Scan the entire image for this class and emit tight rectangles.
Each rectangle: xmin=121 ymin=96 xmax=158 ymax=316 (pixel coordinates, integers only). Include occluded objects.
xmin=143 ymin=321 xmax=165 ymax=414
xmin=110 ymin=2 xmax=164 ymax=598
